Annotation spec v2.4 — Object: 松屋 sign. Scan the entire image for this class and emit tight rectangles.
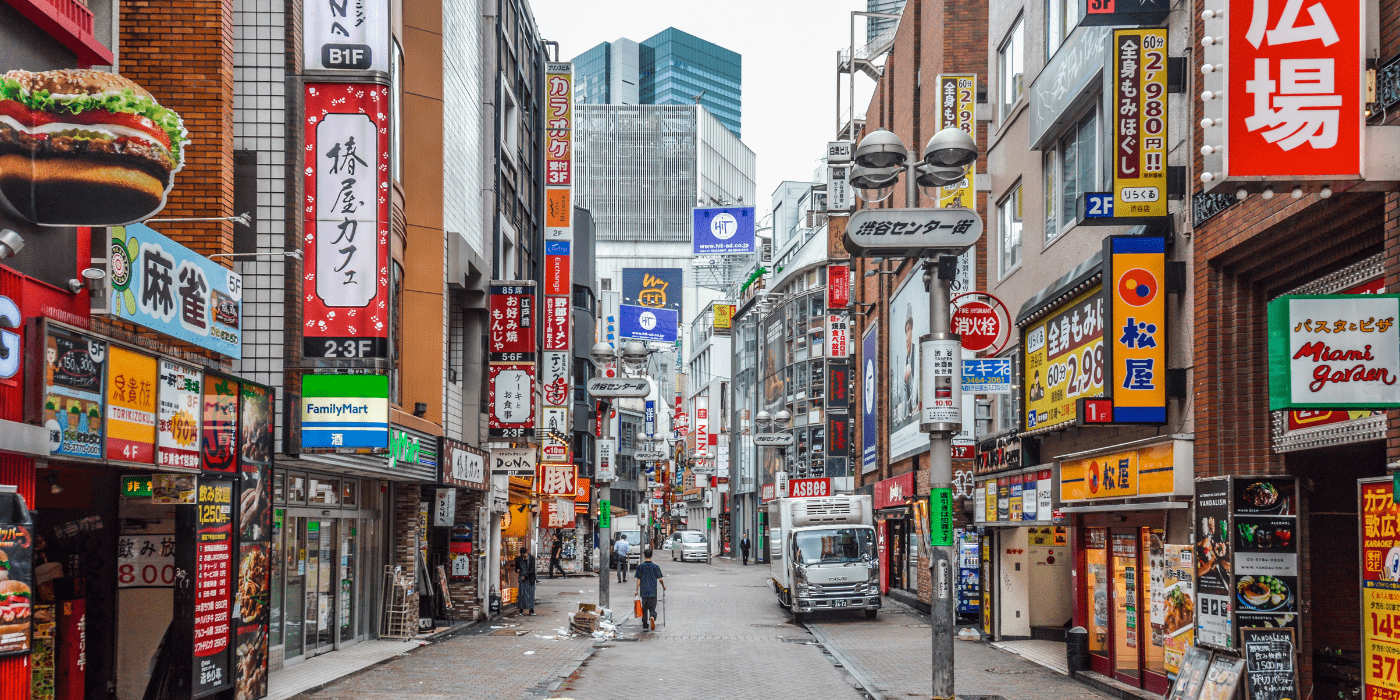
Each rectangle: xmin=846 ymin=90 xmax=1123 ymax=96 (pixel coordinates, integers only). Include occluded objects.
xmin=1268 ymin=294 xmax=1400 ymax=410
xmin=1199 ymin=0 xmax=1365 ymax=185
xmin=1111 ymin=29 xmax=1168 ymax=217
xmin=1105 ymin=236 xmax=1167 ymax=423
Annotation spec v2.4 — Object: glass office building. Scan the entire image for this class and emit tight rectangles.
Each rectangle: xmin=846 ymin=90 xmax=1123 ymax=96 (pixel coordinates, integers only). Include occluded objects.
xmin=867 ymin=0 xmax=907 ymax=43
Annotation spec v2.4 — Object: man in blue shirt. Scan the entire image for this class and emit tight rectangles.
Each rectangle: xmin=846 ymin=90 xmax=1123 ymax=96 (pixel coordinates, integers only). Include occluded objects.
xmin=613 ymin=534 xmax=630 ymax=582
xmin=634 ymin=548 xmax=665 ymax=631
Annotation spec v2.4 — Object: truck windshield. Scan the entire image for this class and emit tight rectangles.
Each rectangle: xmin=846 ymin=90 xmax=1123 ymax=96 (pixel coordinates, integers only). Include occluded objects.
xmin=793 ymin=529 xmax=875 ymax=564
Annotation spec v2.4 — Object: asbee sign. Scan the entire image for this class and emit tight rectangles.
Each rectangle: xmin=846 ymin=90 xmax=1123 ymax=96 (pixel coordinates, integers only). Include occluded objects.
xmin=788 ymin=478 xmax=832 ymax=498
xmin=301 ymin=374 xmax=389 ymax=452
xmin=842 ymin=208 xmax=983 ymax=258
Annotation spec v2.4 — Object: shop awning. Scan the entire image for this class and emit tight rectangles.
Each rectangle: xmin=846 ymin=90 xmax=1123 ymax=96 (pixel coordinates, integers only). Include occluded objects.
xmin=980 ymin=519 xmax=1058 ymax=528
xmin=1059 ymin=500 xmax=1190 ymax=513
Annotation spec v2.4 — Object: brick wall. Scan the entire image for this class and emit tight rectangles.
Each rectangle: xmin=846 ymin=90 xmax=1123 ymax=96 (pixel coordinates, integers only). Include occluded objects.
xmin=393 ymin=483 xmax=421 ymax=616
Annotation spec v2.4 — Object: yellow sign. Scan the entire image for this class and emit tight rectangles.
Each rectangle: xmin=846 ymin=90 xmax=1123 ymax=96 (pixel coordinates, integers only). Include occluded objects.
xmin=714 ymin=304 xmax=735 ymax=329
xmin=1108 ymin=236 xmax=1167 ymax=422
xmin=936 ymin=74 xmax=977 ymax=209
xmin=1060 ymin=443 xmax=1173 ymax=501
xmin=1162 ymin=544 xmax=1195 ymax=675
xmin=1023 ymin=285 xmax=1104 ymax=432
xmin=1111 ymin=29 xmax=1168 ymax=217
xmin=106 ymin=346 xmax=157 ymax=463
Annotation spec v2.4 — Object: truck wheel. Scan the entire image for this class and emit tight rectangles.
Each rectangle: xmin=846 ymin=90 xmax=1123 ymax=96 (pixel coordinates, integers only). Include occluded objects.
xmin=864 ymin=609 xmax=878 ymax=620
xmin=792 ymin=611 xmax=804 ymax=625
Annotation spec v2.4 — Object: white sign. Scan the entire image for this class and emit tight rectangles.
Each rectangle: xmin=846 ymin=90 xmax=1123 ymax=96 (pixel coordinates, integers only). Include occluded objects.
xmin=434 ymin=488 xmax=456 ymax=526
xmin=1270 ymin=294 xmax=1400 ymax=410
xmin=156 ymin=360 xmax=202 ymax=469
xmin=303 ymin=0 xmax=390 ymax=73
xmin=596 ymin=439 xmax=616 ymax=481
xmin=451 ymin=448 xmax=484 ymax=484
xmin=540 ymin=406 xmax=570 ymax=463
xmin=826 ymin=141 xmax=853 ymax=163
xmin=493 ymin=368 xmax=533 ymax=423
xmin=828 ymin=165 xmax=852 ymax=212
xmin=921 ymin=338 xmax=962 ymax=425
xmin=118 ymin=534 xmax=176 ymax=588
xmin=586 ymin=377 xmax=650 ymax=398
xmin=843 ymin=208 xmax=984 ymax=258
xmin=315 ymin=113 xmax=380 ymax=306
xmin=827 ymin=315 xmax=849 ymax=358
xmin=489 ymin=447 xmax=536 ymax=476
xmin=753 ymin=433 xmax=795 ymax=446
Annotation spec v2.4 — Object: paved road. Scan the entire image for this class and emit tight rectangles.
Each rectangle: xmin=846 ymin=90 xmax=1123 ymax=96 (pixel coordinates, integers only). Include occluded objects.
xmin=297 ymin=557 xmax=1111 ymax=700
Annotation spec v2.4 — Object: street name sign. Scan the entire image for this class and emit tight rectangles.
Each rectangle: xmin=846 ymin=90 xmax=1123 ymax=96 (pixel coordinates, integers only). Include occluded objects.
xmin=635 ymin=450 xmax=667 ymax=460
xmin=753 ymin=433 xmax=795 ymax=447
xmin=587 ymin=377 xmax=649 ymax=398
xmin=842 ymin=208 xmax=983 ymax=258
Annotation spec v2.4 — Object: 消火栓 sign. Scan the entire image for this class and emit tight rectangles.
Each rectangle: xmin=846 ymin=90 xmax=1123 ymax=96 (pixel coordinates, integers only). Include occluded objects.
xmin=1268 ymin=294 xmax=1400 ymax=410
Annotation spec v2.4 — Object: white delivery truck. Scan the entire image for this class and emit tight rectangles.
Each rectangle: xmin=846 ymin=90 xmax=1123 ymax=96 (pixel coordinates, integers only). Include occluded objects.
xmin=612 ymin=515 xmax=644 ymax=569
xmin=769 ymin=494 xmax=880 ymax=623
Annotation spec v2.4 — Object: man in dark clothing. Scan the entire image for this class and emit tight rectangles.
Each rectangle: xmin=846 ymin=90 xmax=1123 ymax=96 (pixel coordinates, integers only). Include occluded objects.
xmin=740 ymin=532 xmax=751 ymax=565
xmin=634 ymin=548 xmax=665 ymax=631
xmin=548 ymin=532 xmax=565 ymax=579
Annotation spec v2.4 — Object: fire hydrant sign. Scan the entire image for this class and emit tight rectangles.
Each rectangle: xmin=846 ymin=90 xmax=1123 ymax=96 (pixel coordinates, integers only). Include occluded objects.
xmin=1268 ymin=294 xmax=1400 ymax=410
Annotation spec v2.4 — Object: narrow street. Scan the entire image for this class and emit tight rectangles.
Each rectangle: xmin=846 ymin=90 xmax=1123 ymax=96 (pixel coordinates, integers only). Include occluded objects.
xmin=295 ymin=559 xmax=1111 ymax=700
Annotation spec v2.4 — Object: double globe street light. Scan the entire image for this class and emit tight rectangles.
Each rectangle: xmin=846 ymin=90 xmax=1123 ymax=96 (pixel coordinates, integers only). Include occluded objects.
xmin=848 ymin=127 xmax=980 ymax=203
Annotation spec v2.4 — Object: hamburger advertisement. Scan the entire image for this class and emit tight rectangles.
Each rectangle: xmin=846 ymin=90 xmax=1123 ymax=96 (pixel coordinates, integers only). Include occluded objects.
xmin=0 ymin=523 xmax=32 ymax=656
xmin=0 ymin=69 xmax=187 ymax=227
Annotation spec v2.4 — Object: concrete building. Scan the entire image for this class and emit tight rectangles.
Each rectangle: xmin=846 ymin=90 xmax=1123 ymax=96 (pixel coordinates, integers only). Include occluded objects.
xmin=685 ymin=302 xmax=732 ymax=553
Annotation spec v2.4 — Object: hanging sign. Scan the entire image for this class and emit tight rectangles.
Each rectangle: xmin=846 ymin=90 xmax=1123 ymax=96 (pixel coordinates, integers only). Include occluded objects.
xmin=1268 ymin=294 xmax=1400 ymax=410
xmin=106 ymin=345 xmax=157 ymax=464
xmin=157 ymin=360 xmax=203 ymax=469
xmin=1111 ymin=29 xmax=1168 ymax=217
xmin=489 ymin=363 xmax=535 ymax=440
xmin=1106 ymin=236 xmax=1168 ymax=422
xmin=200 ymin=376 xmax=239 ymax=472
xmin=713 ymin=304 xmax=735 ymax=330
xmin=935 ymin=74 xmax=977 ymax=209
xmin=111 ymin=224 xmax=244 ymax=358
xmin=1022 ymin=285 xmax=1105 ymax=432
xmin=300 ymin=374 xmax=390 ymax=452
xmin=488 ymin=447 xmax=536 ymax=477
xmin=828 ymin=315 xmax=849 ymax=358
xmin=536 ymin=463 xmax=577 ymax=497
xmin=828 ymin=265 xmax=851 ymax=309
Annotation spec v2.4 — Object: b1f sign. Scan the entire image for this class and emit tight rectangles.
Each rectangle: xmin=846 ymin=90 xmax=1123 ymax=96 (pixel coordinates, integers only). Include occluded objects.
xmin=692 ymin=207 xmax=756 ymax=255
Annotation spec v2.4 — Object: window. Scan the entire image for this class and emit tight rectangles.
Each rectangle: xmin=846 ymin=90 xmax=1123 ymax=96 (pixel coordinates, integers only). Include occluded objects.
xmin=1045 ymin=111 xmax=1098 ymax=241
xmin=998 ymin=19 xmax=1025 ymax=119
xmin=1046 ymin=0 xmax=1082 ymax=57
xmin=501 ymin=87 xmax=520 ymax=160
xmin=391 ymin=40 xmax=404 ymax=182
xmin=391 ymin=261 xmax=404 ymax=404
xmin=999 ymin=184 xmax=1023 ymax=277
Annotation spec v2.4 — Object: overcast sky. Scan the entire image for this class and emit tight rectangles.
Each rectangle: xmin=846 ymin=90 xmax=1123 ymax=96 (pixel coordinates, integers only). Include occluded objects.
xmin=528 ymin=0 xmax=880 ymax=218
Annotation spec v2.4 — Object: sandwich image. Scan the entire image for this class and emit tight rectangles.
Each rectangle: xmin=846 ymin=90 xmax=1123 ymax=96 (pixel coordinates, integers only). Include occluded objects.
xmin=0 ymin=579 xmax=30 ymax=636
xmin=0 ymin=69 xmax=187 ymax=226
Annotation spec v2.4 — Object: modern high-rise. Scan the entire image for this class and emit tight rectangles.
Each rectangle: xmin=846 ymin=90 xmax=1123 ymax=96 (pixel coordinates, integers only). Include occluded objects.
xmin=867 ymin=0 xmax=906 ymax=43
xmin=573 ymin=28 xmax=742 ymax=137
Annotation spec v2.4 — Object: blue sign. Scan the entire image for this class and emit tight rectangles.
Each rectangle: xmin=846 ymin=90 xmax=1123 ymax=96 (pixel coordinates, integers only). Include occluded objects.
xmin=692 ymin=206 xmax=756 ymax=255
xmin=1084 ymin=192 xmax=1115 ymax=218
xmin=645 ymin=400 xmax=656 ymax=436
xmin=619 ymin=304 xmax=678 ymax=342
xmin=862 ymin=322 xmax=879 ymax=473
xmin=545 ymin=240 xmax=570 ymax=256
xmin=622 ymin=268 xmax=684 ymax=313
xmin=962 ymin=358 xmax=1013 ymax=394
xmin=110 ymin=223 xmax=243 ymax=358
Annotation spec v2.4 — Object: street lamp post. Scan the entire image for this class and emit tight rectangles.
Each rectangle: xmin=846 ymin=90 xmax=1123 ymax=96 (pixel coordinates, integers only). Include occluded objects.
xmin=848 ymin=126 xmax=980 ymax=700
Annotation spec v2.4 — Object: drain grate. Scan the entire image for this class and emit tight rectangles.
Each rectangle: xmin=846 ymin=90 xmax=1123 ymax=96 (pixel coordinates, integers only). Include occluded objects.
xmin=983 ymin=668 xmax=1033 ymax=675
xmin=960 ymin=696 xmax=1008 ymax=700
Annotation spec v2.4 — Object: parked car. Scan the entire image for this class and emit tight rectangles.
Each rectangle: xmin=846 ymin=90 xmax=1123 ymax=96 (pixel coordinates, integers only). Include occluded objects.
xmin=670 ymin=530 xmax=708 ymax=562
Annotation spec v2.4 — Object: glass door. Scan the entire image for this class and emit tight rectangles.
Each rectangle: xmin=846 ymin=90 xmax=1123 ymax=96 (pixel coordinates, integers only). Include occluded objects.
xmin=314 ymin=520 xmax=337 ymax=653
xmin=1111 ymin=529 xmax=1142 ymax=686
xmin=283 ymin=515 xmax=306 ymax=661
xmin=1084 ymin=527 xmax=1109 ymax=673
xmin=339 ymin=521 xmax=356 ymax=644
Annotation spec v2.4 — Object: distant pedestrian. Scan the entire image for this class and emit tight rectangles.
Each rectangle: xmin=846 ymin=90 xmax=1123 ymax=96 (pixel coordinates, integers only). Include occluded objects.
xmin=514 ymin=548 xmax=537 ymax=616
xmin=614 ymin=534 xmax=630 ymax=583
xmin=549 ymin=531 xmax=565 ymax=579
xmin=634 ymin=548 xmax=665 ymax=631
xmin=740 ymin=532 xmax=751 ymax=566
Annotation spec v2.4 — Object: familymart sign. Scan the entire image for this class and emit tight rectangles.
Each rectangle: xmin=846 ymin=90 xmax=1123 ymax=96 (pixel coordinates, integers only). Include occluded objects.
xmin=1269 ymin=294 xmax=1400 ymax=410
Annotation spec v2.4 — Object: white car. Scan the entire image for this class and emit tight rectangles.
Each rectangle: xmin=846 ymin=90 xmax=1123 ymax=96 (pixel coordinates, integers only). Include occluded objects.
xmin=669 ymin=530 xmax=708 ymax=562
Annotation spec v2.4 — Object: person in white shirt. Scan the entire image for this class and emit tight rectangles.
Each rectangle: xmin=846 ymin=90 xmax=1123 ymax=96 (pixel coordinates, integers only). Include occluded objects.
xmin=613 ymin=534 xmax=631 ymax=583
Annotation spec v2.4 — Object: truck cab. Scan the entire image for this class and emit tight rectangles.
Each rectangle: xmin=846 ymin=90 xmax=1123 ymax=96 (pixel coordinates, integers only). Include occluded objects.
xmin=769 ymin=495 xmax=881 ymax=623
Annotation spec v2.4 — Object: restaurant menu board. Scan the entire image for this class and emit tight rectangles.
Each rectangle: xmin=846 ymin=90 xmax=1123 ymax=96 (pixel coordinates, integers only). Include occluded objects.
xmin=1197 ymin=654 xmax=1245 ymax=700
xmin=239 ymin=384 xmax=272 ymax=467
xmin=1166 ymin=646 xmax=1213 ymax=700
xmin=1232 ymin=478 xmax=1299 ymax=635
xmin=194 ymin=478 xmax=234 ymax=697
xmin=1362 ymin=477 xmax=1400 ymax=700
xmin=235 ymin=406 xmax=271 ymax=700
xmin=43 ymin=329 xmax=106 ymax=459
xmin=1162 ymin=544 xmax=1195 ymax=678
xmin=1195 ymin=478 xmax=1234 ymax=649
xmin=201 ymin=376 xmax=239 ymax=472
xmin=0 ymin=523 xmax=33 ymax=656
xmin=1241 ymin=627 xmax=1298 ymax=700
xmin=158 ymin=360 xmax=203 ymax=469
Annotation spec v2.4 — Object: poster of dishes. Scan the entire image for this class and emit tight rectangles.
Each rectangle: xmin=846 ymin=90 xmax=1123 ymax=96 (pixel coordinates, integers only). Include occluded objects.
xmin=1361 ymin=477 xmax=1400 ymax=700
xmin=1161 ymin=544 xmax=1195 ymax=677
xmin=1194 ymin=478 xmax=1233 ymax=649
xmin=1234 ymin=478 xmax=1296 ymax=516
xmin=239 ymin=383 xmax=273 ymax=468
xmin=1234 ymin=477 xmax=1299 ymax=635
xmin=0 ymin=523 xmax=33 ymax=656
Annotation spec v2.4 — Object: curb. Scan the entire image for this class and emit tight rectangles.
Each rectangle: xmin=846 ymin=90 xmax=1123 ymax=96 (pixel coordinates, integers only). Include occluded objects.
xmin=805 ymin=623 xmax=887 ymax=700
xmin=541 ymin=645 xmax=600 ymax=697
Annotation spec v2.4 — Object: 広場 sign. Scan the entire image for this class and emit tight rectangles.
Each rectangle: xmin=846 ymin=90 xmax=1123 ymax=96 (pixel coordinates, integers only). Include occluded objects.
xmin=1268 ymin=294 xmax=1400 ymax=410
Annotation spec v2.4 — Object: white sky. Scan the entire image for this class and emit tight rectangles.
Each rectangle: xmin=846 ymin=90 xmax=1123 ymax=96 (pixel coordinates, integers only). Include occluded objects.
xmin=528 ymin=0 xmax=880 ymax=217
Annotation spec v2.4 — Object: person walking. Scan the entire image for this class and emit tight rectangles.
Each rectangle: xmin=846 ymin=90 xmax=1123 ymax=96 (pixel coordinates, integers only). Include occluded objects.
xmin=740 ymin=532 xmax=751 ymax=566
xmin=548 ymin=531 xmax=565 ymax=579
xmin=634 ymin=548 xmax=665 ymax=631
xmin=514 ymin=547 xmax=537 ymax=616
xmin=613 ymin=534 xmax=630 ymax=583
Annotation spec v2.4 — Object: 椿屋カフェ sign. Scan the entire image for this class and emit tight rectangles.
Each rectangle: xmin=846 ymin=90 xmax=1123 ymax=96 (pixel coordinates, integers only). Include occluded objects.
xmin=1268 ymin=294 xmax=1400 ymax=410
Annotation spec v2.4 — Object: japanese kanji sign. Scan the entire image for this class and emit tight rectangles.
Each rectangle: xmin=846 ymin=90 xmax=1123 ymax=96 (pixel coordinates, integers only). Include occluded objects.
xmin=540 ymin=406 xmax=571 ymax=463
xmin=544 ymin=295 xmax=570 ymax=351
xmin=489 ymin=283 xmax=537 ymax=360
xmin=1361 ymin=477 xmax=1400 ymax=700
xmin=303 ymin=84 xmax=391 ymax=359
xmin=488 ymin=363 xmax=536 ymax=439
xmin=545 ymin=62 xmax=573 ymax=241
xmin=110 ymin=223 xmax=243 ymax=358
xmin=827 ymin=264 xmax=850 ymax=309
xmin=1267 ymin=293 xmax=1400 ymax=410
xmin=536 ymin=462 xmax=577 ymax=497
xmin=1106 ymin=235 xmax=1167 ymax=422
xmin=541 ymin=351 xmax=570 ymax=406
xmin=1111 ymin=29 xmax=1168 ymax=217
xmin=157 ymin=359 xmax=204 ymax=469
xmin=843 ymin=208 xmax=983 ymax=258
xmin=107 ymin=345 xmax=158 ymax=464
xmin=302 ymin=0 xmax=389 ymax=72
xmin=1022 ymin=285 xmax=1105 ymax=432
xmin=935 ymin=74 xmax=977 ymax=209
xmin=827 ymin=315 xmax=849 ymax=358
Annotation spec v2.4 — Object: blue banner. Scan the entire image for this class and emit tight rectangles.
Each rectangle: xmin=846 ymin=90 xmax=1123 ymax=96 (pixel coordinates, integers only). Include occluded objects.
xmin=645 ymin=400 xmax=656 ymax=436
xmin=692 ymin=206 xmax=756 ymax=255
xmin=862 ymin=322 xmax=879 ymax=473
xmin=962 ymin=358 xmax=1013 ymax=394
xmin=619 ymin=304 xmax=678 ymax=342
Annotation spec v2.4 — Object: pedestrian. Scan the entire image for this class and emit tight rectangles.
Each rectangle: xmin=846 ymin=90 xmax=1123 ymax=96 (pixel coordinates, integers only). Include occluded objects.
xmin=634 ymin=548 xmax=665 ymax=631
xmin=514 ymin=547 xmax=537 ymax=616
xmin=549 ymin=531 xmax=565 ymax=579
xmin=614 ymin=533 xmax=630 ymax=583
xmin=740 ymin=532 xmax=751 ymax=566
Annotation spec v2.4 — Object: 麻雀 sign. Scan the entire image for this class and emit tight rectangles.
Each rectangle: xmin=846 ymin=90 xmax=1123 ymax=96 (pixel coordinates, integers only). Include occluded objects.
xmin=1268 ymin=294 xmax=1400 ymax=410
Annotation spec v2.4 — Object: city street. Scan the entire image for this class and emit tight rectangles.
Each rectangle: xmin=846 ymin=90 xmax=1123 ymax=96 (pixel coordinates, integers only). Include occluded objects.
xmin=295 ymin=559 xmax=1111 ymax=700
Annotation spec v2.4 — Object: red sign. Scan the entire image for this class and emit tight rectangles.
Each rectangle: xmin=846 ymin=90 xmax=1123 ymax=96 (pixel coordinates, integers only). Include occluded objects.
xmin=1081 ymin=398 xmax=1114 ymax=424
xmin=55 ymin=599 xmax=85 ymax=700
xmin=302 ymin=84 xmax=392 ymax=359
xmin=545 ymin=245 xmax=571 ymax=295
xmin=541 ymin=499 xmax=576 ymax=528
xmin=1226 ymin=0 xmax=1363 ymax=178
xmin=674 ymin=412 xmax=689 ymax=435
xmin=952 ymin=444 xmax=975 ymax=459
xmin=544 ymin=295 xmax=570 ymax=351
xmin=488 ymin=284 xmax=537 ymax=358
xmin=827 ymin=264 xmax=850 ymax=309
xmin=951 ymin=292 xmax=1011 ymax=355
xmin=874 ymin=471 xmax=916 ymax=509
xmin=488 ymin=363 xmax=535 ymax=438
xmin=788 ymin=477 xmax=832 ymax=498
xmin=761 ymin=483 xmax=776 ymax=501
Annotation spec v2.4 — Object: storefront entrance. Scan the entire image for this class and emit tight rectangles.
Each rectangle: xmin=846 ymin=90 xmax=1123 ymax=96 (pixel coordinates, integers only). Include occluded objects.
xmin=1082 ymin=524 xmax=1168 ymax=695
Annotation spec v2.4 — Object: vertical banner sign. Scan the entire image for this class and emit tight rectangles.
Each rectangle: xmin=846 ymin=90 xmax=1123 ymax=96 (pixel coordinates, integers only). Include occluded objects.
xmin=544 ymin=295 xmax=570 ymax=351
xmin=302 ymin=83 xmax=391 ymax=359
xmin=544 ymin=62 xmax=573 ymax=241
xmin=44 ymin=329 xmax=106 ymax=459
xmin=1195 ymin=478 xmax=1234 ymax=649
xmin=930 ymin=487 xmax=954 ymax=546
xmin=157 ymin=360 xmax=203 ymax=469
xmin=827 ymin=414 xmax=850 ymax=457
xmin=489 ymin=282 xmax=537 ymax=439
xmin=1106 ymin=236 xmax=1167 ymax=422
xmin=828 ymin=315 xmax=849 ymax=358
xmin=695 ymin=397 xmax=709 ymax=458
xmin=540 ymin=407 xmax=570 ymax=462
xmin=1224 ymin=0 xmax=1363 ymax=179
xmin=302 ymin=0 xmax=389 ymax=72
xmin=935 ymin=74 xmax=977 ymax=208
xmin=827 ymin=264 xmax=850 ymax=309
xmin=1112 ymin=29 xmax=1168 ymax=217
xmin=541 ymin=351 xmax=571 ymax=406
xmin=862 ymin=322 xmax=879 ymax=473
xmin=106 ymin=346 xmax=157 ymax=464
xmin=544 ymin=241 xmax=571 ymax=295
xmin=645 ymin=400 xmax=656 ymax=436
xmin=828 ymin=361 xmax=851 ymax=410
xmin=1362 ymin=477 xmax=1400 ymax=700
xmin=193 ymin=477 xmax=234 ymax=696
xmin=201 ymin=376 xmax=240 ymax=472
xmin=827 ymin=164 xmax=852 ymax=212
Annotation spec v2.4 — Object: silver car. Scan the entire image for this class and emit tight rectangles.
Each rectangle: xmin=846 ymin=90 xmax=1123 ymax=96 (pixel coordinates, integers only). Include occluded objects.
xmin=669 ymin=530 xmax=708 ymax=562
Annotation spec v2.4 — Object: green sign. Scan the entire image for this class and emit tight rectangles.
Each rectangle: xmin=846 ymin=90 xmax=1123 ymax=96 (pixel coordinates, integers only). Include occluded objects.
xmin=930 ymin=488 xmax=954 ymax=546
xmin=121 ymin=475 xmax=152 ymax=497
xmin=600 ymin=500 xmax=611 ymax=528
xmin=274 ymin=508 xmax=284 ymax=529
xmin=388 ymin=429 xmax=421 ymax=468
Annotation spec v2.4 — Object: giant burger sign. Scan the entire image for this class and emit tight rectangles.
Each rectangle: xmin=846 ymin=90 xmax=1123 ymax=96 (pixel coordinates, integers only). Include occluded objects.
xmin=1269 ymin=294 xmax=1400 ymax=410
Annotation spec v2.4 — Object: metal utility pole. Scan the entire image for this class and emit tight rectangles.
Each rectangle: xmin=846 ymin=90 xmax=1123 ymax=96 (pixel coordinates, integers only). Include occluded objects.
xmin=925 ymin=255 xmax=959 ymax=700
xmin=598 ymin=481 xmax=610 ymax=610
